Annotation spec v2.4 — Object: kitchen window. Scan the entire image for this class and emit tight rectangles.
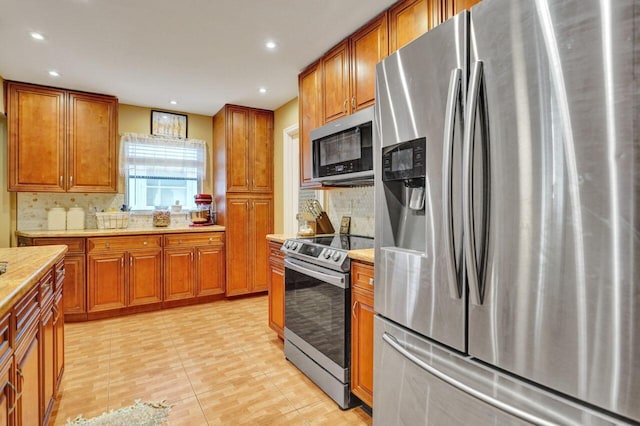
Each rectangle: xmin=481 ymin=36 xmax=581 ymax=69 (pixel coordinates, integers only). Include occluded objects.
xmin=119 ymin=133 xmax=207 ymax=210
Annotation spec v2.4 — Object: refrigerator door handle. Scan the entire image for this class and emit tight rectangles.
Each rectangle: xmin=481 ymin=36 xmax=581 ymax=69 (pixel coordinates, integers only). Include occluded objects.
xmin=463 ymin=60 xmax=484 ymax=306
xmin=443 ymin=67 xmax=462 ymax=299
xmin=382 ymin=332 xmax=556 ymax=426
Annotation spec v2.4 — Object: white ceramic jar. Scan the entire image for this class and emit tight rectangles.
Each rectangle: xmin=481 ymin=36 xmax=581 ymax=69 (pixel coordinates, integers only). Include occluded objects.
xmin=47 ymin=206 xmax=66 ymax=230
xmin=66 ymin=206 xmax=85 ymax=230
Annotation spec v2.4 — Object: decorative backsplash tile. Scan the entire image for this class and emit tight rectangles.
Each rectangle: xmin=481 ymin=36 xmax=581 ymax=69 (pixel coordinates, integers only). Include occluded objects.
xmin=16 ymin=193 xmax=191 ymax=230
xmin=325 ymin=186 xmax=374 ymax=237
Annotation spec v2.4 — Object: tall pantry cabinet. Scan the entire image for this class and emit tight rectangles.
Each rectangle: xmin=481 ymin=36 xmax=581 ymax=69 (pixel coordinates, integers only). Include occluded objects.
xmin=213 ymin=105 xmax=274 ymax=296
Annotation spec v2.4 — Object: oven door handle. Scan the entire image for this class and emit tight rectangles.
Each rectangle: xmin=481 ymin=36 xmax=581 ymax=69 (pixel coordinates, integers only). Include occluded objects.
xmin=284 ymin=258 xmax=347 ymax=289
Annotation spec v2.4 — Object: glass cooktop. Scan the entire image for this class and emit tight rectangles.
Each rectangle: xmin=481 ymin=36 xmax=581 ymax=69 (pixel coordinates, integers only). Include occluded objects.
xmin=295 ymin=234 xmax=374 ymax=251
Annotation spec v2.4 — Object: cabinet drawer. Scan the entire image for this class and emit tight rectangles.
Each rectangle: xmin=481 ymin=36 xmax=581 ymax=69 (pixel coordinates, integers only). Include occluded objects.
xmin=14 ymin=285 xmax=40 ymax=349
xmin=0 ymin=313 xmax=10 ymax=366
xmin=33 ymin=237 xmax=85 ymax=254
xmin=88 ymin=236 xmax=162 ymax=253
xmin=39 ymin=268 xmax=55 ymax=307
xmin=352 ymin=261 xmax=374 ymax=292
xmin=164 ymin=232 xmax=224 ymax=248
xmin=268 ymin=241 xmax=284 ymax=260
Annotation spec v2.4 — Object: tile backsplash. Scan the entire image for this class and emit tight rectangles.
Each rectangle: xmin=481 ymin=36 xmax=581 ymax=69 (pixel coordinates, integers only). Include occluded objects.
xmin=325 ymin=186 xmax=374 ymax=237
xmin=16 ymin=193 xmax=191 ymax=230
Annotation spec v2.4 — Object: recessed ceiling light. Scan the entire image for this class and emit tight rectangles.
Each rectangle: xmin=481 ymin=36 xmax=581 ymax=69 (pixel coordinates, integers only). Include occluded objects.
xmin=30 ymin=32 xmax=45 ymax=41
xmin=265 ymin=41 xmax=277 ymax=50
xmin=259 ymin=87 xmax=267 ymax=94
xmin=48 ymin=70 xmax=60 ymax=77
xmin=170 ymin=100 xmax=177 ymax=105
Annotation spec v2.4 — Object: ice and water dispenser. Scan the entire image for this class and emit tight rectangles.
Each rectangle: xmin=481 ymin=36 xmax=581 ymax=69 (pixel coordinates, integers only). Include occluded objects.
xmin=380 ymin=137 xmax=427 ymax=252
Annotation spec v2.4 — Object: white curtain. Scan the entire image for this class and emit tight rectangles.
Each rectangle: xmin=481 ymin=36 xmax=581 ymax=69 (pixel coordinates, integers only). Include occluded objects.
xmin=119 ymin=133 xmax=207 ymax=180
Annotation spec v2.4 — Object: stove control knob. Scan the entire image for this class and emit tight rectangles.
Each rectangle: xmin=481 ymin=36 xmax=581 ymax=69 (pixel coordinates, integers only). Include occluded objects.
xmin=292 ymin=242 xmax=299 ymax=250
xmin=324 ymin=250 xmax=333 ymax=259
xmin=332 ymin=252 xmax=342 ymax=262
xmin=284 ymin=241 xmax=291 ymax=249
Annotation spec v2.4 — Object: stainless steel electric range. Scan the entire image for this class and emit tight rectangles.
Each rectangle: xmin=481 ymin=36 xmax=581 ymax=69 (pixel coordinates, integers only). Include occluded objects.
xmin=281 ymin=234 xmax=374 ymax=409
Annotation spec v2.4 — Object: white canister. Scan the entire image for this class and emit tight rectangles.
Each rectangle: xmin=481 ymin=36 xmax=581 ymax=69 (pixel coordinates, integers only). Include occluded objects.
xmin=66 ymin=206 xmax=85 ymax=230
xmin=47 ymin=207 xmax=66 ymax=230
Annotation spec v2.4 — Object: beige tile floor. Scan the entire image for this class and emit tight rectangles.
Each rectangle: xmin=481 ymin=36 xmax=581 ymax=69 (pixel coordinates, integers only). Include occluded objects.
xmin=49 ymin=295 xmax=372 ymax=425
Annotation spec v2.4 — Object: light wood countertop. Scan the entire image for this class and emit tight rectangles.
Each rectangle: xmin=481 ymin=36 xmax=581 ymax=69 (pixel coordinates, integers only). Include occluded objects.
xmin=348 ymin=248 xmax=374 ymax=263
xmin=17 ymin=225 xmax=226 ymax=238
xmin=0 ymin=245 xmax=67 ymax=317
xmin=266 ymin=234 xmax=296 ymax=244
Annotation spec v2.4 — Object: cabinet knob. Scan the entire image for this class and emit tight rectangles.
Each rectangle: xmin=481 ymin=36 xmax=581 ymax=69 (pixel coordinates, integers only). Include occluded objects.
xmin=105 ymin=242 xmax=110 ymax=248
xmin=369 ymin=278 xmax=374 ymax=286
xmin=208 ymin=237 xmax=213 ymax=242
xmin=143 ymin=241 xmax=148 ymax=245
xmin=179 ymin=239 xmax=183 ymax=244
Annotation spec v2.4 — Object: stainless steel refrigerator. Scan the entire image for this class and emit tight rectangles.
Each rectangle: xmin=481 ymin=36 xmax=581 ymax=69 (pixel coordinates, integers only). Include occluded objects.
xmin=373 ymin=0 xmax=639 ymax=424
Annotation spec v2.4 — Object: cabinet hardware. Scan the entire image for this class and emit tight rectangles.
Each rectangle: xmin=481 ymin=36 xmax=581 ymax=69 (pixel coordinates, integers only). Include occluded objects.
xmin=105 ymin=242 xmax=110 ymax=248
xmin=121 ymin=257 xmax=124 ymax=267
xmin=198 ymin=252 xmax=201 ymax=260
xmin=190 ymin=252 xmax=193 ymax=261
xmin=343 ymin=99 xmax=348 ymax=113
xmin=351 ymin=96 xmax=356 ymax=110
xmin=352 ymin=301 xmax=358 ymax=319
xmin=369 ymin=278 xmax=374 ymax=286
xmin=69 ymin=175 xmax=73 ymax=186
xmin=59 ymin=176 xmax=63 ymax=186
xmin=208 ymin=237 xmax=213 ymax=242
xmin=16 ymin=369 xmax=23 ymax=378
xmin=130 ymin=257 xmax=133 ymax=266
xmin=143 ymin=241 xmax=148 ymax=245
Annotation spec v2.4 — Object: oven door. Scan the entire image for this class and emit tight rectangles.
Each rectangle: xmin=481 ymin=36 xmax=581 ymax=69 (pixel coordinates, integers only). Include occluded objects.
xmin=284 ymin=257 xmax=350 ymax=376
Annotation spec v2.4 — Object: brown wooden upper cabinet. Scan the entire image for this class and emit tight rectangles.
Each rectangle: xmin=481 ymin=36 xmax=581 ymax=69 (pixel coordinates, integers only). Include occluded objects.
xmin=6 ymin=81 xmax=118 ymax=193
xmin=298 ymin=61 xmax=323 ymax=189
xmin=213 ymin=104 xmax=274 ymax=193
xmin=323 ymin=12 xmax=388 ymax=123
xmin=389 ymin=0 xmax=429 ymax=53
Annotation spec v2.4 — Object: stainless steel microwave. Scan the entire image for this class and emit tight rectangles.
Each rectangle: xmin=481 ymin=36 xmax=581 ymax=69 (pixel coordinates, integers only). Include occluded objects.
xmin=310 ymin=107 xmax=374 ymax=185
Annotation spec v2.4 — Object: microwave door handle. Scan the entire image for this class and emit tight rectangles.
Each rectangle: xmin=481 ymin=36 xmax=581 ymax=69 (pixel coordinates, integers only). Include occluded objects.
xmin=443 ymin=67 xmax=462 ymax=299
xmin=463 ymin=61 xmax=484 ymax=306
xmin=284 ymin=258 xmax=347 ymax=289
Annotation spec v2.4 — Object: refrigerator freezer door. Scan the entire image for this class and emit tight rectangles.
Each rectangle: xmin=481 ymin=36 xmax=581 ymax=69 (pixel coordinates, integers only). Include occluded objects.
xmin=467 ymin=0 xmax=640 ymax=421
xmin=374 ymin=12 xmax=467 ymax=352
xmin=374 ymin=316 xmax=627 ymax=426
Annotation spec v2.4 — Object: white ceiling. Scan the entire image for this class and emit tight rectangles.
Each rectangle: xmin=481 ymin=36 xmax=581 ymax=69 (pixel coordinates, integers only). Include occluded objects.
xmin=0 ymin=0 xmax=396 ymax=116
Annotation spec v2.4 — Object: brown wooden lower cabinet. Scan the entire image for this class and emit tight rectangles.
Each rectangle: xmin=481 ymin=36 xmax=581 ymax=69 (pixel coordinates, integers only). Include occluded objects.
xmin=20 ymin=231 xmax=226 ymax=320
xmin=163 ymin=233 xmax=226 ymax=304
xmin=267 ymin=241 xmax=285 ymax=339
xmin=351 ymin=260 xmax=375 ymax=408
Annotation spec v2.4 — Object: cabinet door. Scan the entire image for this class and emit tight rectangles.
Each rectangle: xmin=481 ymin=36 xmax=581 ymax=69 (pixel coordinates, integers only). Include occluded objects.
xmin=41 ymin=306 xmax=55 ymax=417
xmin=54 ymin=292 xmax=64 ymax=388
xmin=453 ymin=0 xmax=481 ymax=13
xmin=351 ymin=13 xmax=388 ymax=112
xmin=298 ymin=62 xmax=323 ymax=189
xmin=67 ymin=92 xmax=118 ymax=192
xmin=250 ymin=109 xmax=274 ymax=193
xmin=0 ymin=358 xmax=12 ymax=426
xmin=16 ymin=333 xmax=40 ymax=426
xmin=226 ymin=198 xmax=250 ymax=296
xmin=62 ymin=254 xmax=86 ymax=314
xmin=268 ymin=254 xmax=285 ymax=338
xmin=7 ymin=82 xmax=65 ymax=192
xmin=87 ymin=252 xmax=126 ymax=311
xmin=351 ymin=287 xmax=375 ymax=408
xmin=226 ymin=106 xmax=251 ymax=192
xmin=250 ymin=198 xmax=273 ymax=293
xmin=196 ymin=246 xmax=225 ymax=296
xmin=389 ymin=0 xmax=429 ymax=52
xmin=323 ymin=40 xmax=350 ymax=123
xmin=163 ymin=248 xmax=195 ymax=301
xmin=128 ymin=249 xmax=162 ymax=306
